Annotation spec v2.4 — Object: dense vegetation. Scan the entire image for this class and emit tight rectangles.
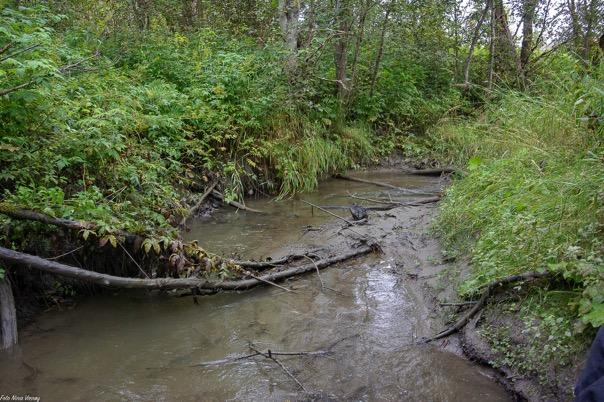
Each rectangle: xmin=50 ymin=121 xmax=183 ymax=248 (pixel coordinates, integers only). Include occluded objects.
xmin=0 ymin=0 xmax=603 ymax=392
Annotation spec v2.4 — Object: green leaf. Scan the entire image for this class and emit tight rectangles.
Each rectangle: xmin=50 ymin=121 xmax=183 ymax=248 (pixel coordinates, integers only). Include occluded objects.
xmin=583 ymin=303 xmax=604 ymax=327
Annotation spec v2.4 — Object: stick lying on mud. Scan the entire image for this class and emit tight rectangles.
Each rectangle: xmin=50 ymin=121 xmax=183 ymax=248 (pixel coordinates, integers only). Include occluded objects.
xmin=423 ymin=271 xmax=551 ymax=343
xmin=211 ymin=190 xmax=265 ymax=214
xmin=0 ymin=245 xmax=373 ymax=292
xmin=179 ymin=182 xmax=217 ymax=227
xmin=332 ymin=174 xmax=437 ymax=195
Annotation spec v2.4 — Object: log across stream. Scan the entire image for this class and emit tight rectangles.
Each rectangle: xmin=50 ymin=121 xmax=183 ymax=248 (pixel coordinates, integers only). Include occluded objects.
xmin=0 ymin=169 xmax=511 ymax=401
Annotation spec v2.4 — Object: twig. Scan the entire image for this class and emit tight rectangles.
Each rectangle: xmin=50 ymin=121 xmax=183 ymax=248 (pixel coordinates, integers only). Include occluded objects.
xmin=45 ymin=245 xmax=84 ymax=261
xmin=301 ymin=200 xmax=353 ymax=226
xmin=0 ymin=44 xmax=40 ymax=63
xmin=248 ymin=344 xmax=308 ymax=392
xmin=118 ymin=242 xmax=150 ymax=279
xmin=303 ymin=255 xmax=344 ymax=295
xmin=211 ymin=190 xmax=265 ymax=214
xmin=0 ymin=43 xmax=13 ymax=56
xmin=191 ymin=352 xmax=261 ymax=367
xmin=237 ymin=267 xmax=293 ymax=293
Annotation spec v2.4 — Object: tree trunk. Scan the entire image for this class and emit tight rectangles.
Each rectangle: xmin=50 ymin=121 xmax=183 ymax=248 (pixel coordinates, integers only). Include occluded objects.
xmin=334 ymin=0 xmax=351 ymax=100
xmin=492 ymin=0 xmax=519 ymax=78
xmin=369 ymin=2 xmax=392 ymax=98
xmin=279 ymin=0 xmax=300 ymax=72
xmin=132 ymin=0 xmax=152 ymax=30
xmin=488 ymin=0 xmax=495 ymax=89
xmin=347 ymin=0 xmax=371 ymax=103
xmin=567 ymin=0 xmax=583 ymax=55
xmin=0 ymin=277 xmax=17 ymax=351
xmin=463 ymin=2 xmax=490 ymax=85
xmin=182 ymin=0 xmax=199 ymax=27
xmin=520 ymin=0 xmax=537 ymax=71
xmin=581 ymin=0 xmax=598 ymax=63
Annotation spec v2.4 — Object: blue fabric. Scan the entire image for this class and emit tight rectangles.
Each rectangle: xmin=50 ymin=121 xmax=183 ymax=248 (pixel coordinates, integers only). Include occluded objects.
xmin=576 ymin=327 xmax=604 ymax=402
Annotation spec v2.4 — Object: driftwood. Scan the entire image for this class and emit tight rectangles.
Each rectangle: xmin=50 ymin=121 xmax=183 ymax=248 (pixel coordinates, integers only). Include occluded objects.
xmin=0 ymin=245 xmax=373 ymax=292
xmin=179 ymin=182 xmax=217 ymax=227
xmin=424 ymin=271 xmax=551 ymax=343
xmin=0 ymin=277 xmax=17 ymax=350
xmin=211 ymin=190 xmax=265 ymax=214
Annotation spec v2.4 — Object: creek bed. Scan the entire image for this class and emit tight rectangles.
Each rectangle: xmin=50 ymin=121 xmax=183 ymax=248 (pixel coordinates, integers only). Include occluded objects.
xmin=0 ymin=169 xmax=511 ymax=401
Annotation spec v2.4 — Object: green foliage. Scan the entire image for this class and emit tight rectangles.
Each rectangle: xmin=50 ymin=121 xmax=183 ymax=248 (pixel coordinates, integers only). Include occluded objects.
xmin=433 ymin=62 xmax=604 ymax=327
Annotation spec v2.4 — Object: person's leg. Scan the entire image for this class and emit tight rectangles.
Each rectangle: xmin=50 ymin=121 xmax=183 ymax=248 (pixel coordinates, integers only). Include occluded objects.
xmin=576 ymin=327 xmax=604 ymax=401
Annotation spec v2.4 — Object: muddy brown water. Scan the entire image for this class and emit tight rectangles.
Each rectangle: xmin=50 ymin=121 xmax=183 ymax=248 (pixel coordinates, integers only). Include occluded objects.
xmin=0 ymin=170 xmax=511 ymax=401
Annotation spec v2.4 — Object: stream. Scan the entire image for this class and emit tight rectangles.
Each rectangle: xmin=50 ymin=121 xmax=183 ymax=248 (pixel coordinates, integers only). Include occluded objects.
xmin=0 ymin=170 xmax=511 ymax=401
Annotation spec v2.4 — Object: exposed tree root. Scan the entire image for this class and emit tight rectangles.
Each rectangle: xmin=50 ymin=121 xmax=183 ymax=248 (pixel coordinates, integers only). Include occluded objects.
xmin=0 ymin=245 xmax=374 ymax=292
xmin=423 ymin=271 xmax=551 ymax=343
xmin=211 ymin=190 xmax=265 ymax=214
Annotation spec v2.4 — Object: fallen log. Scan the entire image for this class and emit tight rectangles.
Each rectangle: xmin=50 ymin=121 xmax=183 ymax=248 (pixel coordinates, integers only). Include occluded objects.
xmin=369 ymin=196 xmax=442 ymax=210
xmin=402 ymin=167 xmax=461 ymax=176
xmin=423 ymin=271 xmax=551 ymax=343
xmin=233 ymin=252 xmax=320 ymax=269
xmin=0 ymin=245 xmax=373 ymax=292
xmin=0 ymin=202 xmax=144 ymax=244
xmin=332 ymin=174 xmax=436 ymax=195
xmin=317 ymin=197 xmax=441 ymax=212
xmin=211 ymin=190 xmax=265 ymax=214
xmin=179 ymin=182 xmax=217 ymax=227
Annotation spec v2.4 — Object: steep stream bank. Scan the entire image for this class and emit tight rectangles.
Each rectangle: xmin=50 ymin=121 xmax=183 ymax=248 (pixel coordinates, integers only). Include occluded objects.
xmin=0 ymin=170 xmax=512 ymax=401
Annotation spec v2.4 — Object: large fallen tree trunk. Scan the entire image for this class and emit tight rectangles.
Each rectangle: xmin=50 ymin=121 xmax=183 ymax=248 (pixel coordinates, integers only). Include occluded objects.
xmin=0 ymin=277 xmax=17 ymax=350
xmin=0 ymin=245 xmax=373 ymax=292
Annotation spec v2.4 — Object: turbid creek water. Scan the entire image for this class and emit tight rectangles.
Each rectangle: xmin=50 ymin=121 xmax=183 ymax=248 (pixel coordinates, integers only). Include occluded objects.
xmin=0 ymin=169 xmax=511 ymax=401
